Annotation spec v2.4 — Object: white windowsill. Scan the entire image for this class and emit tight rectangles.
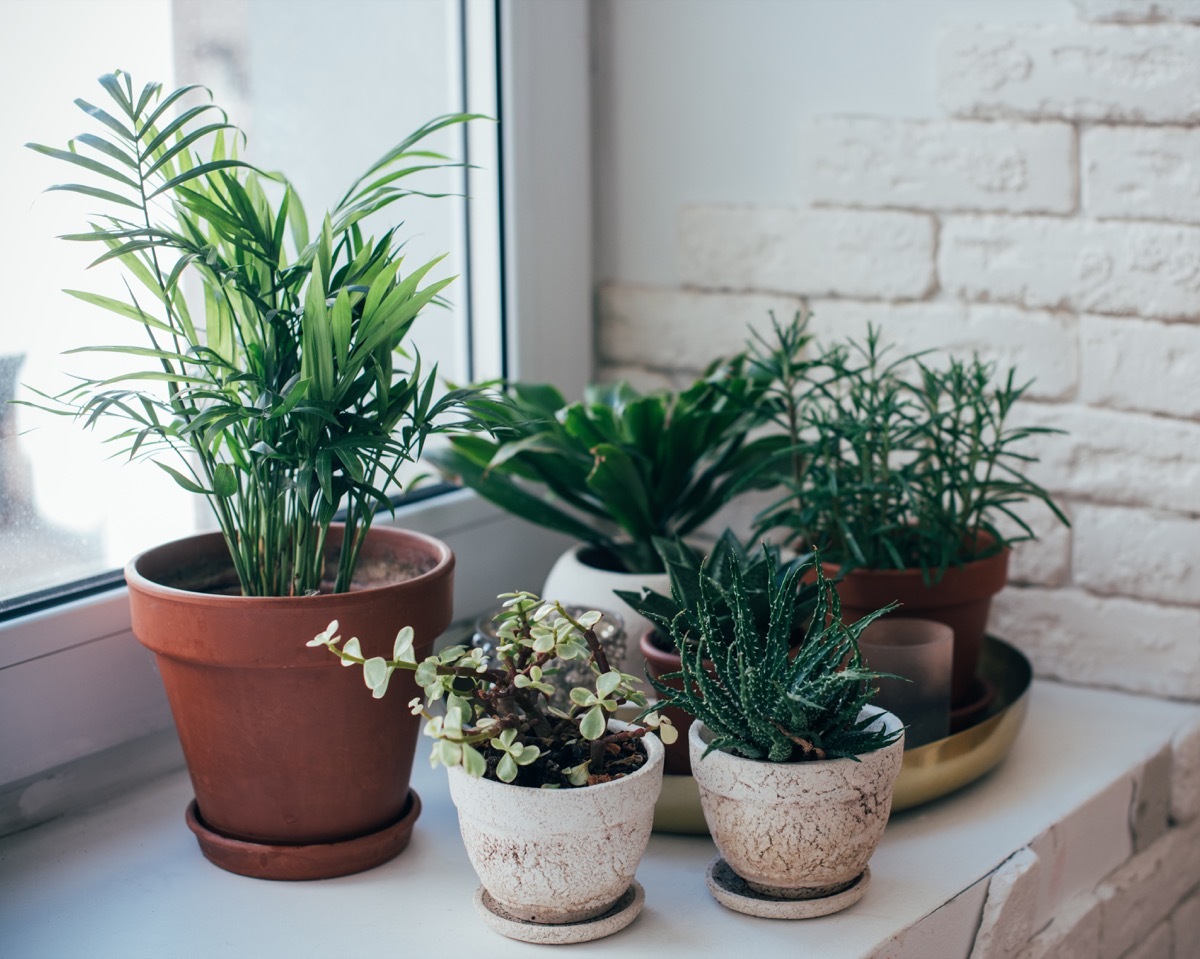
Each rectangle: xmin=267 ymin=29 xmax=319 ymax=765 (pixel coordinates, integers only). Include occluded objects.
xmin=2 ymin=678 xmax=1196 ymax=959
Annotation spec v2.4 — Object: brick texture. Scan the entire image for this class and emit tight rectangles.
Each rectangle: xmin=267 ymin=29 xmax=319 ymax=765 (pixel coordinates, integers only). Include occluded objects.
xmin=940 ymin=215 xmax=1200 ymax=321
xmin=1072 ymin=505 xmax=1200 ymax=607
xmin=1016 ymin=893 xmax=1102 ymax=959
xmin=1170 ymin=719 xmax=1200 ymax=825
xmin=1084 ymin=126 xmax=1200 ymax=223
xmin=678 ymin=205 xmax=936 ymax=299
xmin=799 ymin=117 xmax=1075 ymax=214
xmin=939 ymin=25 xmax=1200 ymax=123
xmin=1073 ymin=0 xmax=1200 ymax=23
xmin=971 ymin=848 xmax=1044 ymax=959
xmin=1081 ymin=315 xmax=1200 ymax=419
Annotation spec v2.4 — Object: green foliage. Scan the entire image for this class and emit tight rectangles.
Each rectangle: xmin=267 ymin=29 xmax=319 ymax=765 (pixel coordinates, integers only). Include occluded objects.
xmin=26 ymin=72 xmax=481 ymax=595
xmin=648 ymin=550 xmax=902 ymax=763
xmin=744 ymin=312 xmax=1068 ymax=579
xmin=429 ymin=363 xmax=772 ymax=575
xmin=313 ymin=592 xmax=676 ymax=786
xmin=615 ymin=529 xmax=819 ymax=652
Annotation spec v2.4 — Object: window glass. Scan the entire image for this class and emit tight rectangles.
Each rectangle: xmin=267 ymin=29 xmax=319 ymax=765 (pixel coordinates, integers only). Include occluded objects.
xmin=1 ymin=0 xmax=485 ymax=606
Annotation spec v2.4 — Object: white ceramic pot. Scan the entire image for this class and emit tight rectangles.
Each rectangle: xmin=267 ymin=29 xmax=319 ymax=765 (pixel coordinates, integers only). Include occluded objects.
xmin=447 ymin=723 xmax=666 ymax=924
xmin=689 ymin=709 xmax=904 ymax=899
xmin=541 ymin=544 xmax=670 ymax=678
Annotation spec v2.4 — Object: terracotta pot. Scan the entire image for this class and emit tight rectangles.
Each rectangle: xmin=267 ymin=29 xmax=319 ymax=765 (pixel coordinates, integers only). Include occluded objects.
xmin=125 ymin=524 xmax=454 ymax=879
xmin=447 ymin=721 xmax=665 ymax=925
xmin=826 ymin=535 xmax=1009 ymax=709
xmin=689 ymin=709 xmax=903 ymax=905
xmin=640 ymin=628 xmax=701 ymax=777
xmin=541 ymin=543 xmax=670 ymax=679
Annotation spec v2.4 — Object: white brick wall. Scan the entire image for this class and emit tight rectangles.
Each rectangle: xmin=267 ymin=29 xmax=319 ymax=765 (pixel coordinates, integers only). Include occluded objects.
xmin=799 ymin=118 xmax=1076 ymax=214
xmin=1072 ymin=504 xmax=1200 ymax=606
xmin=938 ymin=25 xmax=1200 ymax=123
xmin=1083 ymin=126 xmax=1200 ymax=223
xmin=1080 ymin=315 xmax=1200 ymax=417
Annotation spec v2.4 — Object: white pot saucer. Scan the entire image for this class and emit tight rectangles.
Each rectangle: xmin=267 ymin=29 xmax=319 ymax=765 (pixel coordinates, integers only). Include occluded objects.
xmin=706 ymin=859 xmax=871 ymax=919
xmin=473 ymin=881 xmax=645 ymax=943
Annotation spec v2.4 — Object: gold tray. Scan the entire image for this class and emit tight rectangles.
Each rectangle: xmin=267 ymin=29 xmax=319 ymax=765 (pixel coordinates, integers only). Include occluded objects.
xmin=892 ymin=635 xmax=1032 ymax=811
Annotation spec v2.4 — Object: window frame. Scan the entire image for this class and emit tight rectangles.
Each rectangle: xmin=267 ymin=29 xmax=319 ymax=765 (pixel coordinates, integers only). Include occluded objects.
xmin=0 ymin=0 xmax=592 ymax=819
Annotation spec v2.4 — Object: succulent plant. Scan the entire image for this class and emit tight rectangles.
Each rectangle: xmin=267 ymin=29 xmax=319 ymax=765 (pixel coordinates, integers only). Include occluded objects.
xmin=647 ymin=549 xmax=901 ymax=763
xmin=311 ymin=591 xmax=676 ymax=787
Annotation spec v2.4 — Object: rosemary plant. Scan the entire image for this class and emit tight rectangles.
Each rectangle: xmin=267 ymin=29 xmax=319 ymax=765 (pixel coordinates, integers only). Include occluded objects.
xmin=27 ymin=72 xmax=479 ymax=595
xmin=312 ymin=591 xmax=676 ymax=787
xmin=648 ymin=550 xmax=901 ymax=763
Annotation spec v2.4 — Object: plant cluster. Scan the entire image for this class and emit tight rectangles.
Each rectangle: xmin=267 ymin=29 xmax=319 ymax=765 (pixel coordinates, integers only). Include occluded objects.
xmin=312 ymin=592 xmax=676 ymax=787
xmin=27 ymin=72 xmax=479 ymax=595
xmin=742 ymin=312 xmax=1067 ymax=578
xmin=430 ymin=362 xmax=772 ymax=575
xmin=648 ymin=549 xmax=901 ymax=763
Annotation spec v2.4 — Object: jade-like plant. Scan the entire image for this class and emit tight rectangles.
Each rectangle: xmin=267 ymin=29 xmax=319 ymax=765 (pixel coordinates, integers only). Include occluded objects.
xmin=25 ymin=71 xmax=479 ymax=595
xmin=744 ymin=313 xmax=1068 ymax=579
xmin=615 ymin=528 xmax=819 ymax=654
xmin=311 ymin=591 xmax=677 ymax=787
xmin=648 ymin=550 xmax=901 ymax=762
xmin=429 ymin=362 xmax=772 ymax=575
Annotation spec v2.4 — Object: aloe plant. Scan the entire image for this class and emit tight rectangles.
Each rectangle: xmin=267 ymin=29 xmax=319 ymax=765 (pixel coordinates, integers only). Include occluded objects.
xmin=647 ymin=550 xmax=901 ymax=763
xmin=26 ymin=71 xmax=480 ymax=595
xmin=430 ymin=363 xmax=771 ymax=575
xmin=312 ymin=591 xmax=676 ymax=786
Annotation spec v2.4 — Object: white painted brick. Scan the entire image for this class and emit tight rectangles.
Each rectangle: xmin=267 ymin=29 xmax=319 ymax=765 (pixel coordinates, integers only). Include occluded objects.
xmin=1012 ymin=404 xmax=1200 ymax=514
xmin=1073 ymin=505 xmax=1200 ymax=608
xmin=1081 ymin=315 xmax=1200 ymax=418
xmin=1121 ymin=922 xmax=1173 ymax=959
xmin=596 ymin=284 xmax=805 ymax=371
xmin=1084 ymin=126 xmax=1200 ymax=223
xmin=1015 ymin=893 xmax=1102 ymax=959
xmin=1029 ymin=776 xmax=1136 ymax=932
xmin=872 ymin=876 xmax=989 ymax=959
xmin=1073 ymin=0 xmax=1200 ymax=23
xmin=594 ymin=362 xmax=691 ymax=394
xmin=799 ymin=117 xmax=1075 ymax=214
xmin=1097 ymin=814 xmax=1200 ymax=959
xmin=807 ymin=300 xmax=1078 ymax=402
xmin=1170 ymin=889 xmax=1200 ymax=956
xmin=991 ymin=587 xmax=1200 ymax=699
xmin=998 ymin=504 xmax=1073 ymax=589
xmin=939 ymin=25 xmax=1200 ymax=124
xmin=1170 ymin=718 xmax=1200 ymax=825
xmin=971 ymin=848 xmax=1043 ymax=959
xmin=1132 ymin=747 xmax=1173 ymax=852
xmin=940 ymin=215 xmax=1200 ymax=321
xmin=678 ymin=205 xmax=935 ymax=300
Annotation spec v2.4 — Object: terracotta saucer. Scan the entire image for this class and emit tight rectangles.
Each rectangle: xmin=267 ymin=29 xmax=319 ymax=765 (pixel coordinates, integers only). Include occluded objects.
xmin=473 ymin=881 xmax=645 ymax=943
xmin=706 ymin=859 xmax=871 ymax=919
xmin=185 ymin=789 xmax=421 ymax=881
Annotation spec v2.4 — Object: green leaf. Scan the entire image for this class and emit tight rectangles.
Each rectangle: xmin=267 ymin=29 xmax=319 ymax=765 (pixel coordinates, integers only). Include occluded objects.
xmin=212 ymin=463 xmax=237 ymax=498
xmin=579 ymin=705 xmax=606 ymax=741
xmin=155 ymin=460 xmax=207 ymax=495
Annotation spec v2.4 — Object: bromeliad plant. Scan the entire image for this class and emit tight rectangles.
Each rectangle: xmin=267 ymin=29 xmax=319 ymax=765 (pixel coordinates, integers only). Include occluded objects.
xmin=26 ymin=71 xmax=479 ymax=595
xmin=648 ymin=549 xmax=901 ymax=763
xmin=430 ymin=363 xmax=772 ymax=575
xmin=312 ymin=591 xmax=677 ymax=787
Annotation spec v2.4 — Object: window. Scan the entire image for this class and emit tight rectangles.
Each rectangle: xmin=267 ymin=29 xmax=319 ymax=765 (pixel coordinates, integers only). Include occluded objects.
xmin=0 ymin=0 xmax=592 ymax=809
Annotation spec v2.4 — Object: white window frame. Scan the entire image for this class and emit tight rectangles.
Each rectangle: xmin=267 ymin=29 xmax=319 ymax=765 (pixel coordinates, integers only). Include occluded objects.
xmin=0 ymin=0 xmax=592 ymax=829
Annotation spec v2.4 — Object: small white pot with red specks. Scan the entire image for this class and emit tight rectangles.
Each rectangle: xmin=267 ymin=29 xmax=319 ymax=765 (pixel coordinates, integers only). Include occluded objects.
xmin=689 ymin=708 xmax=904 ymax=901
xmin=447 ymin=723 xmax=665 ymax=925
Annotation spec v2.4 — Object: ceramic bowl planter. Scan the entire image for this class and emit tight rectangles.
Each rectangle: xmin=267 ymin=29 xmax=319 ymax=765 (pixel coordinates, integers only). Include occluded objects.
xmin=690 ymin=708 xmax=904 ymax=918
xmin=448 ymin=723 xmax=665 ymax=941
xmin=125 ymin=525 xmax=454 ymax=880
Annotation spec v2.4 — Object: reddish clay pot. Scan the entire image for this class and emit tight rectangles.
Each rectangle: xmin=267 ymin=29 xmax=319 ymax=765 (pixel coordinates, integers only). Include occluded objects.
xmin=126 ymin=524 xmax=454 ymax=879
xmin=640 ymin=629 xmax=698 ymax=776
xmin=826 ymin=536 xmax=1009 ymax=710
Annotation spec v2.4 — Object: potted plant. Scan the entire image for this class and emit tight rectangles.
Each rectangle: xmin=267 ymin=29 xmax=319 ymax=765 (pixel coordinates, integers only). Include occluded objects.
xmin=430 ymin=369 xmax=771 ymax=670
xmin=26 ymin=72 xmax=479 ymax=879
xmin=744 ymin=313 xmax=1067 ymax=716
xmin=648 ymin=551 xmax=905 ymax=918
xmin=314 ymin=591 xmax=673 ymax=944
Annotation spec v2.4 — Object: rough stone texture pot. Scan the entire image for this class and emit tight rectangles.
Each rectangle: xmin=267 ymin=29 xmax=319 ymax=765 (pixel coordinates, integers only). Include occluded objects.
xmin=126 ymin=524 xmax=454 ymax=879
xmin=542 ymin=543 xmax=670 ymax=679
xmin=447 ymin=722 xmax=665 ymax=924
xmin=827 ymin=535 xmax=1010 ymax=709
xmin=689 ymin=709 xmax=904 ymax=899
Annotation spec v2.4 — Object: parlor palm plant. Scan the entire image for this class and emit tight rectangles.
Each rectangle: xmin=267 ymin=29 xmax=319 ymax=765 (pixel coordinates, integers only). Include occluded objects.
xmin=27 ymin=71 xmax=479 ymax=595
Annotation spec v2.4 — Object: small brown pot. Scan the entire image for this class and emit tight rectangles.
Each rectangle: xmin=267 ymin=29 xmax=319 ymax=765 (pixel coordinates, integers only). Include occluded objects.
xmin=640 ymin=629 xmax=700 ymax=776
xmin=826 ymin=535 xmax=1009 ymax=710
xmin=125 ymin=524 xmax=454 ymax=880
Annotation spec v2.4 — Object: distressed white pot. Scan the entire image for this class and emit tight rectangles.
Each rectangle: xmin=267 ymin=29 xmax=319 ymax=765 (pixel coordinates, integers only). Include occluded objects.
xmin=541 ymin=544 xmax=670 ymax=678
xmin=447 ymin=723 xmax=665 ymax=924
xmin=689 ymin=708 xmax=905 ymax=899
